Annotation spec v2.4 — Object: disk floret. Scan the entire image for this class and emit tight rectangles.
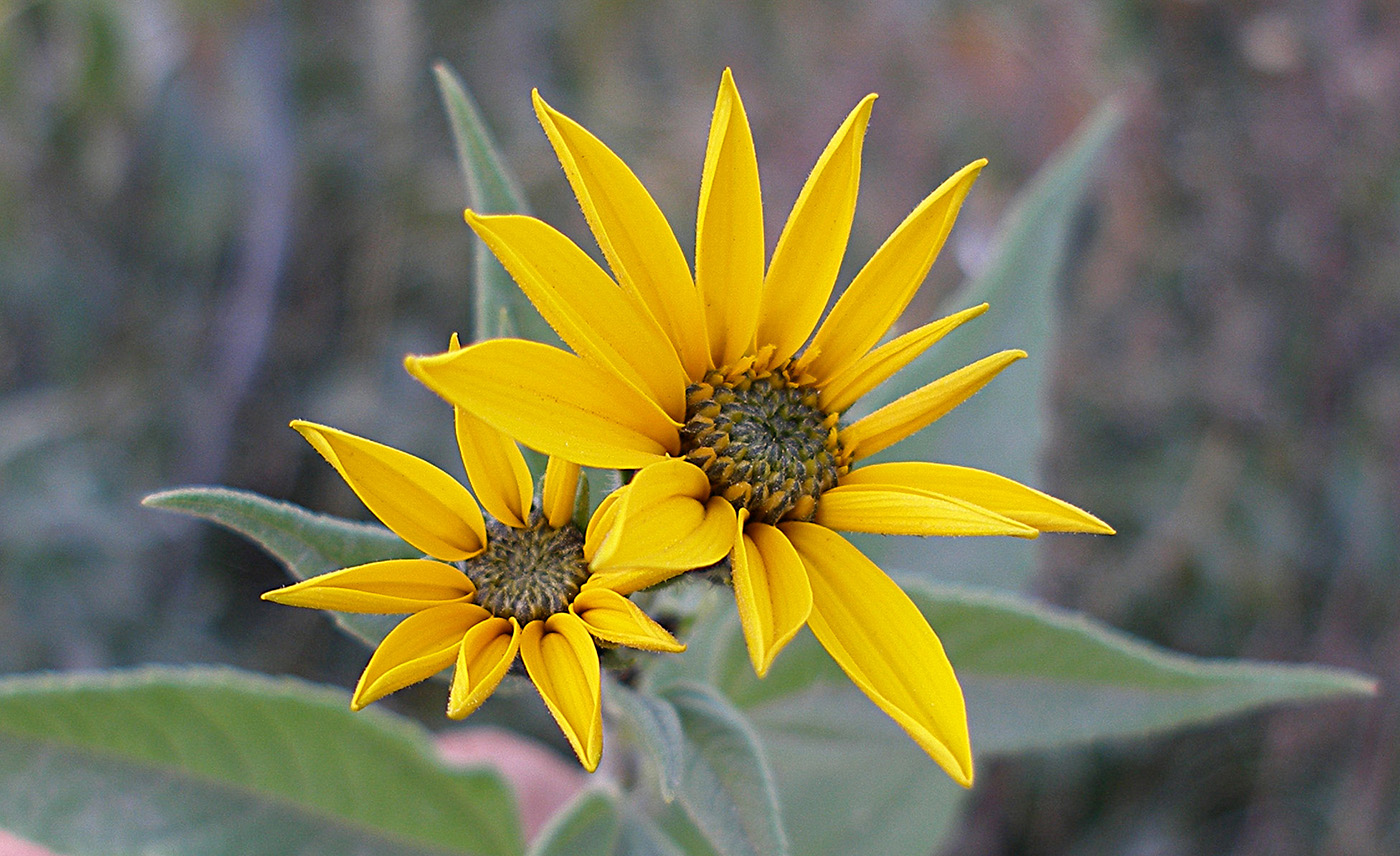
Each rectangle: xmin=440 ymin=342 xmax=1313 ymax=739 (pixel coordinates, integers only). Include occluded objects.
xmin=465 ymin=512 xmax=591 ymax=623
xmin=680 ymin=363 xmax=846 ymax=525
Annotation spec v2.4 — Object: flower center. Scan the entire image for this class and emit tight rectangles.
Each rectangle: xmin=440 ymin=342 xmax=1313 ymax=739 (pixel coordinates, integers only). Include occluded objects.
xmin=679 ymin=364 xmax=845 ymax=525
xmin=464 ymin=513 xmax=591 ymax=624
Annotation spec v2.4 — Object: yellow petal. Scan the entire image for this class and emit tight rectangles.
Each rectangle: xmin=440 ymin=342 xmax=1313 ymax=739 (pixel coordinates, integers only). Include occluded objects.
xmin=802 ymin=160 xmax=986 ymax=383
xmin=464 ymin=212 xmax=688 ymax=420
xmin=291 ymin=420 xmax=486 ymax=561
xmin=542 ymin=456 xmax=581 ymax=529
xmin=820 ymin=304 xmax=989 ymax=414
xmin=758 ymin=94 xmax=876 ymax=365
xmin=406 ymin=339 xmax=679 ymax=469
xmin=571 ymin=587 xmax=684 ymax=653
xmin=840 ymin=350 xmax=1026 ymax=462
xmin=841 ymin=462 xmax=1115 ymax=534
xmin=589 ymin=459 xmax=737 ymax=593
xmin=351 ymin=602 xmax=489 ymax=710
xmin=731 ymin=512 xmax=813 ymax=677
xmin=447 ymin=616 xmax=520 ymax=720
xmin=455 ymin=409 xmax=533 ymax=528
xmin=533 ymin=90 xmax=710 ymax=380
xmin=262 ymin=559 xmax=474 ymax=613
xmin=782 ymin=522 xmax=973 ymax=787
xmin=521 ymin=613 xmax=603 ymax=772
xmin=696 ymin=68 xmax=764 ymax=368
xmin=583 ymin=489 xmax=623 ymax=562
xmin=815 ymin=484 xmax=1038 ymax=538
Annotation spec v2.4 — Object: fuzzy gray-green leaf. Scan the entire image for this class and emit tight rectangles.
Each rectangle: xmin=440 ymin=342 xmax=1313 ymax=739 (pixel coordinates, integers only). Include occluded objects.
xmin=0 ymin=666 xmax=522 ymax=856
xmin=850 ymin=101 xmax=1124 ymax=590
xmin=432 ymin=61 xmax=557 ymax=348
xmin=144 ymin=486 xmax=412 ymax=649
xmin=603 ymin=679 xmax=685 ymax=801
xmin=711 ymin=580 xmax=1373 ymax=756
xmin=662 ymin=683 xmax=788 ymax=856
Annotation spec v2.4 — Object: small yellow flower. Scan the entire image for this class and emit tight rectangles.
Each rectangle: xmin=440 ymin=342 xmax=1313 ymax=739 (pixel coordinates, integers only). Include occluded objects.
xmin=263 ymin=377 xmax=704 ymax=772
xmin=405 ymin=70 xmax=1112 ymax=786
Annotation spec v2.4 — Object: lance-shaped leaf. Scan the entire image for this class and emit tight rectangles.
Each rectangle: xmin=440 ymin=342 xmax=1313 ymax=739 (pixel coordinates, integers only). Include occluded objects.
xmin=433 ymin=61 xmax=556 ymax=349
xmin=602 ymin=679 xmax=684 ymax=801
xmin=144 ymin=486 xmax=412 ymax=649
xmin=662 ymin=683 xmax=789 ymax=856
xmin=0 ymin=667 xmax=523 ymax=856
xmin=528 ymin=790 xmax=687 ymax=856
xmin=668 ymin=575 xmax=1373 ymax=856
xmin=906 ymin=580 xmax=1378 ymax=752
xmin=849 ymin=101 xmax=1124 ymax=591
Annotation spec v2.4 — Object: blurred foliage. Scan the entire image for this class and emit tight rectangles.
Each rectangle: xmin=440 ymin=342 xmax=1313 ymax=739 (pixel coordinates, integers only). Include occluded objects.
xmin=0 ymin=0 xmax=1395 ymax=854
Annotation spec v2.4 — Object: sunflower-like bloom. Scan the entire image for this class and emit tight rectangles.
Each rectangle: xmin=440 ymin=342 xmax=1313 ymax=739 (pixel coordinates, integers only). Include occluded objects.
xmin=263 ymin=384 xmax=703 ymax=771
xmin=406 ymin=70 xmax=1112 ymax=786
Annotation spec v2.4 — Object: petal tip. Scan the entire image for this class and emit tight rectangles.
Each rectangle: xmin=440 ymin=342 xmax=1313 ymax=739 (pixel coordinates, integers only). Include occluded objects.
xmin=531 ymin=87 xmax=556 ymax=117
xmin=953 ymin=763 xmax=974 ymax=789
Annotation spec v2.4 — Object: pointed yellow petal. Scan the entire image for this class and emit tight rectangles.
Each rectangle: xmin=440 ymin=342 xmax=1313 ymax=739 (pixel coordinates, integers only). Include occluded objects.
xmin=820 ymin=304 xmax=989 ymax=414
xmin=782 ymin=522 xmax=973 ymax=787
xmin=351 ymin=602 xmax=489 ymax=710
xmin=815 ymin=484 xmax=1038 ymax=538
xmin=802 ymin=160 xmax=986 ymax=383
xmin=262 ymin=559 xmax=474 ymax=613
xmin=464 ymin=212 xmax=688 ymax=420
xmin=583 ymin=489 xmax=623 ymax=562
xmin=291 ymin=421 xmax=486 ymax=561
xmin=758 ymin=94 xmax=876 ymax=365
xmin=841 ymin=350 xmax=1026 ymax=462
xmin=841 ymin=462 xmax=1115 ymax=534
xmin=542 ymin=456 xmax=581 ymax=529
xmin=448 ymin=331 xmax=533 ymax=528
xmin=731 ymin=513 xmax=813 ymax=677
xmin=696 ymin=68 xmax=764 ymax=368
xmin=571 ymin=587 xmax=684 ymax=653
xmin=533 ymin=90 xmax=710 ymax=380
xmin=406 ymin=339 xmax=679 ymax=469
xmin=521 ymin=613 xmax=603 ymax=772
xmin=589 ymin=459 xmax=737 ymax=593
xmin=455 ymin=409 xmax=533 ymax=528
xmin=447 ymin=616 xmax=520 ymax=720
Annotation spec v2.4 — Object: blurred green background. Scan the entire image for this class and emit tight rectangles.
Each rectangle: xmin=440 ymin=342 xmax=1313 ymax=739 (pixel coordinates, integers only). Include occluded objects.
xmin=1 ymin=0 xmax=1394 ymax=853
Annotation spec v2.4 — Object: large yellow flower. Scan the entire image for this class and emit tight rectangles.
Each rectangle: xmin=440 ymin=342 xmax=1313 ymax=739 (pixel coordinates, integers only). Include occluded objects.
xmin=263 ymin=382 xmax=704 ymax=772
xmin=406 ymin=70 xmax=1112 ymax=786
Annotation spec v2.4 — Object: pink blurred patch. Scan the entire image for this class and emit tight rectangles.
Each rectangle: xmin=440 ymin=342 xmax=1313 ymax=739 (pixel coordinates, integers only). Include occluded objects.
xmin=0 ymin=830 xmax=62 ymax=856
xmin=436 ymin=727 xmax=589 ymax=843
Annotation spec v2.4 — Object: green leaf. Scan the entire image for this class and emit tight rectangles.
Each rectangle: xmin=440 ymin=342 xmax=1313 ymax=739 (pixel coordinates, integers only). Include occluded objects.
xmin=743 ymin=694 xmax=969 ymax=856
xmin=675 ymin=574 xmax=1373 ymax=855
xmin=849 ymin=101 xmax=1125 ymax=590
xmin=143 ymin=486 xmax=414 ymax=649
xmin=613 ymin=810 xmax=690 ymax=856
xmin=0 ymin=666 xmax=523 ymax=856
xmin=603 ymin=679 xmax=684 ymax=801
xmin=682 ymin=610 xmax=968 ymax=856
xmin=529 ymin=790 xmax=689 ymax=856
xmin=528 ymin=790 xmax=619 ymax=856
xmin=710 ymin=579 xmax=1374 ymax=755
xmin=432 ymin=60 xmax=557 ymax=349
xmin=905 ymin=580 xmax=1378 ymax=753
xmin=662 ymin=684 xmax=788 ymax=856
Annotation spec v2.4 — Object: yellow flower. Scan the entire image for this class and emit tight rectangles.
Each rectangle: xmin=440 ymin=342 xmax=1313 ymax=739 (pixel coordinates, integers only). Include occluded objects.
xmin=263 ymin=381 xmax=701 ymax=772
xmin=405 ymin=69 xmax=1113 ymax=787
